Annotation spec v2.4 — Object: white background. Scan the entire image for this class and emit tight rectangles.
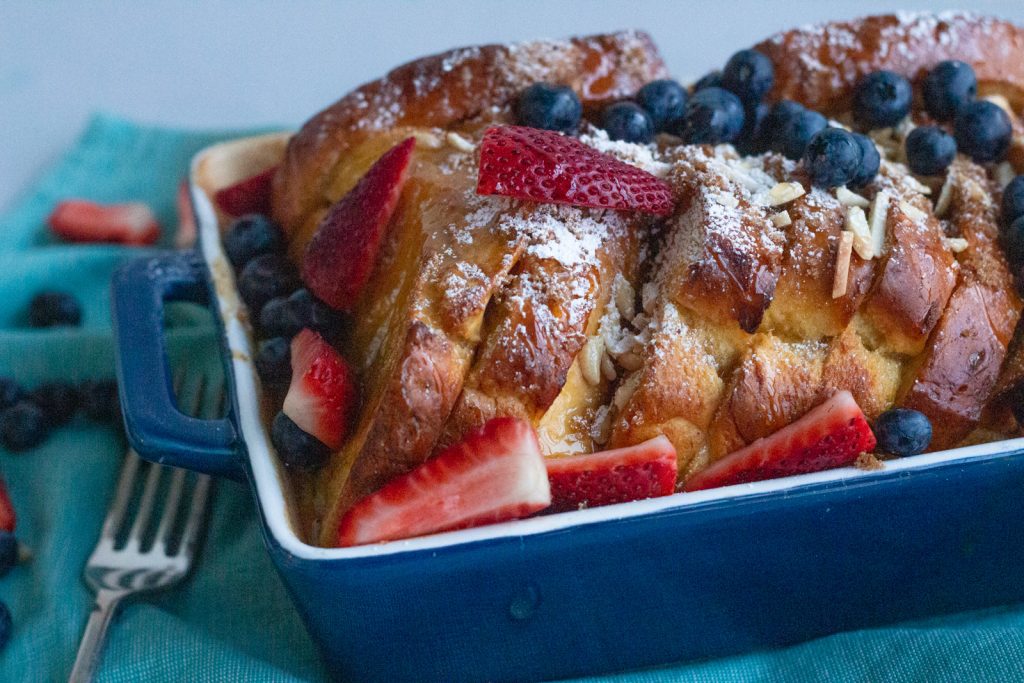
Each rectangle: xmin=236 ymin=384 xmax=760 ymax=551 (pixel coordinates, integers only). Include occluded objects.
xmin=3 ymin=1 xmax=1024 ymax=212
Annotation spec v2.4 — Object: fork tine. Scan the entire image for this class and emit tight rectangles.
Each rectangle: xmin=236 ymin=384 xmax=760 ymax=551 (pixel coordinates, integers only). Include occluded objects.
xmin=178 ymin=474 xmax=212 ymax=558
xmin=100 ymin=452 xmax=141 ymax=542
xmin=126 ymin=462 xmax=164 ymax=548
xmin=155 ymin=468 xmax=188 ymax=552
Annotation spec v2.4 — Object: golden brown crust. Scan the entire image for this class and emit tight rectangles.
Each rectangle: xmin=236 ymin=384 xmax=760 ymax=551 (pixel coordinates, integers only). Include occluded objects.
xmin=756 ymin=12 xmax=1024 ymax=113
xmin=273 ymin=31 xmax=667 ymax=236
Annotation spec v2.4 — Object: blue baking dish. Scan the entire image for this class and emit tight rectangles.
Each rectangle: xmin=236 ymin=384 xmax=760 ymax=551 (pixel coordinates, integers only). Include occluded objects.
xmin=112 ymin=134 xmax=1024 ymax=682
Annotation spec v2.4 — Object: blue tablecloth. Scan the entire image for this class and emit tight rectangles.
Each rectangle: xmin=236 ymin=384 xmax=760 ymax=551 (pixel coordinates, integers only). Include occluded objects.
xmin=2 ymin=114 xmax=1024 ymax=682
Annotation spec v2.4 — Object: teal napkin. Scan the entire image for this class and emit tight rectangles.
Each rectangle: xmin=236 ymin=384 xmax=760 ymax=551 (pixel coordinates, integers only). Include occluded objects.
xmin=3 ymin=114 xmax=1024 ymax=682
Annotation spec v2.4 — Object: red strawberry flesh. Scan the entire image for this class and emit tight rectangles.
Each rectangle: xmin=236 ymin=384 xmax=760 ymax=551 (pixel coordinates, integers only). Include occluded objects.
xmin=546 ymin=436 xmax=678 ymax=512
xmin=282 ymin=329 xmax=357 ymax=451
xmin=685 ymin=390 xmax=877 ymax=492
xmin=302 ymin=137 xmax=415 ymax=311
xmin=337 ymin=417 xmax=551 ymax=546
xmin=0 ymin=477 xmax=15 ymax=533
xmin=213 ymin=165 xmax=277 ymax=217
xmin=476 ymin=125 xmax=674 ymax=216
xmin=48 ymin=200 xmax=161 ymax=246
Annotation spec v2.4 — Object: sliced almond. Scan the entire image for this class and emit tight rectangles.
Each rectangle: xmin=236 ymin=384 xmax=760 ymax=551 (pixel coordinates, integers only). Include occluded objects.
xmin=446 ymin=131 xmax=475 ymax=153
xmin=898 ymin=200 xmax=928 ymax=223
xmin=580 ymin=336 xmax=605 ymax=387
xmin=617 ymin=351 xmax=643 ymax=372
xmin=836 ymin=186 xmax=870 ymax=208
xmin=601 ymin=353 xmax=617 ymax=381
xmin=590 ymin=405 xmax=612 ymax=446
xmin=614 ymin=276 xmax=636 ymax=322
xmin=844 ymin=206 xmax=874 ymax=260
xmin=995 ymin=161 xmax=1016 ymax=189
xmin=613 ymin=372 xmax=642 ymax=410
xmin=767 ymin=181 xmax=805 ymax=206
xmin=832 ymin=232 xmax=854 ymax=299
xmin=903 ymin=174 xmax=932 ymax=195
xmin=641 ymin=282 xmax=659 ymax=314
xmin=771 ymin=210 xmax=792 ymax=227
xmin=934 ymin=173 xmax=954 ymax=217
xmin=943 ymin=237 xmax=969 ymax=253
xmin=869 ymin=190 xmax=890 ymax=257
xmin=411 ymin=130 xmax=443 ymax=149
xmin=714 ymin=192 xmax=740 ymax=209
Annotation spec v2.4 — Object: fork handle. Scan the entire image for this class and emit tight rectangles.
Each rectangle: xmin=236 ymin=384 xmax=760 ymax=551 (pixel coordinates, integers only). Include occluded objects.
xmin=69 ymin=589 xmax=125 ymax=683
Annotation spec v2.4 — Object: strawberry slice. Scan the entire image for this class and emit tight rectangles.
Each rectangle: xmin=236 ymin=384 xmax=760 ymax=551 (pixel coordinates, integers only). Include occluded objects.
xmin=685 ymin=390 xmax=877 ymax=492
xmin=337 ymin=417 xmax=551 ymax=546
xmin=546 ymin=436 xmax=678 ymax=512
xmin=302 ymin=137 xmax=415 ymax=312
xmin=48 ymin=200 xmax=161 ymax=246
xmin=476 ymin=125 xmax=674 ymax=216
xmin=175 ymin=180 xmax=198 ymax=248
xmin=282 ymin=329 xmax=358 ymax=451
xmin=213 ymin=165 xmax=277 ymax=217
xmin=0 ymin=477 xmax=15 ymax=533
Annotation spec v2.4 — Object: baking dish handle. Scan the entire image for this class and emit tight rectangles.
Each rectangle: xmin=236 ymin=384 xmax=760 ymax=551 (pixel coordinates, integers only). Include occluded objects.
xmin=112 ymin=252 xmax=242 ymax=480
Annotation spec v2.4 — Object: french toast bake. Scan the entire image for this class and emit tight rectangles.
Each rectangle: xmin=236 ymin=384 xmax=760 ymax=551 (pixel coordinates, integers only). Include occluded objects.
xmin=215 ymin=13 xmax=1024 ymax=546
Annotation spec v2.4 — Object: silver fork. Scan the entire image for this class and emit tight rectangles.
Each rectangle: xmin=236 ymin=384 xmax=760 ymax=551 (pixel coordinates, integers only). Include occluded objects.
xmin=69 ymin=372 xmax=218 ymax=683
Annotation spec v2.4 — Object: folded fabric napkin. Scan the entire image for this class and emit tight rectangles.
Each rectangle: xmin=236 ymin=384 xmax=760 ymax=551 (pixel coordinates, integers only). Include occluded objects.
xmin=2 ymin=114 xmax=1024 ymax=682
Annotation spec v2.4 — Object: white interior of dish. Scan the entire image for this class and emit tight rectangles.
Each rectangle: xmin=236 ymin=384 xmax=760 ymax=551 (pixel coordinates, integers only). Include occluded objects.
xmin=190 ymin=134 xmax=1024 ymax=561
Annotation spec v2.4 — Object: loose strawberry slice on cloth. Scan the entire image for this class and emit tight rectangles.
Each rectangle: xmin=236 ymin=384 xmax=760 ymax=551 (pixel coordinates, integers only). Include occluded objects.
xmin=302 ymin=137 xmax=416 ymax=311
xmin=685 ymin=390 xmax=877 ymax=492
xmin=48 ymin=200 xmax=161 ymax=246
xmin=213 ymin=165 xmax=277 ymax=217
xmin=282 ymin=329 xmax=358 ymax=451
xmin=0 ymin=477 xmax=15 ymax=533
xmin=476 ymin=125 xmax=674 ymax=216
xmin=546 ymin=436 xmax=678 ymax=512
xmin=337 ymin=417 xmax=551 ymax=546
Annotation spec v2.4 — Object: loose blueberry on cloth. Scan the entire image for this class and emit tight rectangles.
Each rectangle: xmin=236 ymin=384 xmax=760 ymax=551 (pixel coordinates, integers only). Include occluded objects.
xmin=3 ymin=114 xmax=1024 ymax=682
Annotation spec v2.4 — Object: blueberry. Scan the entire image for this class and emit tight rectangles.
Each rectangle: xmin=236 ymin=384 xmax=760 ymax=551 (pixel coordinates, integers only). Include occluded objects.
xmin=955 ymin=100 xmax=1013 ymax=163
xmin=637 ymin=79 xmax=687 ymax=132
xmin=692 ymin=71 xmax=723 ymax=93
xmin=286 ymin=289 xmax=343 ymax=337
xmin=677 ymin=87 xmax=745 ymax=144
xmin=238 ymin=253 xmax=299 ymax=314
xmin=905 ymin=126 xmax=957 ymax=176
xmin=29 ymin=382 xmax=79 ymax=427
xmin=850 ymin=133 xmax=881 ymax=188
xmin=765 ymin=101 xmax=827 ymax=160
xmin=28 ymin=291 xmax=81 ymax=328
xmin=259 ymin=295 xmax=295 ymax=339
xmin=223 ymin=214 xmax=285 ymax=269
xmin=722 ymin=49 xmax=774 ymax=105
xmin=271 ymin=412 xmax=330 ymax=470
xmin=1005 ymin=215 xmax=1024 ymax=267
xmin=601 ymin=102 xmax=654 ymax=144
xmin=0 ymin=379 xmax=24 ymax=411
xmin=1002 ymin=176 xmax=1024 ymax=226
xmin=514 ymin=83 xmax=582 ymax=134
xmin=923 ymin=60 xmax=977 ymax=121
xmin=255 ymin=337 xmax=292 ymax=387
xmin=853 ymin=71 xmax=912 ymax=130
xmin=802 ymin=128 xmax=864 ymax=188
xmin=0 ymin=401 xmax=48 ymax=452
xmin=735 ymin=102 xmax=769 ymax=156
xmin=873 ymin=408 xmax=933 ymax=457
xmin=0 ymin=602 xmax=10 ymax=651
xmin=0 ymin=532 xmax=16 ymax=578
xmin=79 ymin=380 xmax=120 ymax=422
